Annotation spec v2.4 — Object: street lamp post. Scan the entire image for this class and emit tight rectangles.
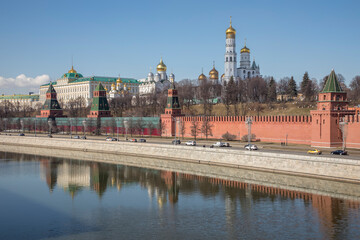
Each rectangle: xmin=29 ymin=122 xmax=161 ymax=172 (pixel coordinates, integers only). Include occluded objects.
xmin=116 ymin=119 xmax=119 ymax=141
xmin=340 ymin=117 xmax=348 ymax=151
xmin=48 ymin=119 xmax=53 ymax=136
xmin=124 ymin=120 xmax=128 ymax=140
xmin=82 ymin=119 xmax=87 ymax=138
xmin=20 ymin=119 xmax=24 ymax=133
xmin=69 ymin=119 xmax=73 ymax=139
xmin=3 ymin=118 xmax=8 ymax=133
xmin=245 ymin=117 xmax=252 ymax=151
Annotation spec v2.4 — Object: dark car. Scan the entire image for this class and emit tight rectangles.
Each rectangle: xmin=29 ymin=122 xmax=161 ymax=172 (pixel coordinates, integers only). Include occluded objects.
xmin=331 ymin=150 xmax=348 ymax=155
xmin=18 ymin=133 xmax=25 ymax=136
xmin=172 ymin=139 xmax=181 ymax=145
xmin=139 ymin=139 xmax=146 ymax=142
xmin=81 ymin=136 xmax=87 ymax=139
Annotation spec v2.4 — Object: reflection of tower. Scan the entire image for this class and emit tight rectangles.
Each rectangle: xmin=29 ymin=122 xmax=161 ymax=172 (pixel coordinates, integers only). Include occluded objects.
xmin=161 ymin=171 xmax=179 ymax=204
xmin=40 ymin=159 xmax=59 ymax=192
xmin=91 ymin=163 xmax=109 ymax=198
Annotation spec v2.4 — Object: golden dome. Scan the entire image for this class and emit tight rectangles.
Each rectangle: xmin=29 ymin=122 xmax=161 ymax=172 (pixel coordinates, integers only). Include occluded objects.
xmin=209 ymin=66 xmax=219 ymax=79
xmin=198 ymin=73 xmax=207 ymax=81
xmin=111 ymin=83 xmax=115 ymax=88
xmin=226 ymin=17 xmax=236 ymax=39
xmin=116 ymin=77 xmax=122 ymax=83
xmin=221 ymin=73 xmax=225 ymax=80
xmin=241 ymin=39 xmax=250 ymax=53
xmin=68 ymin=66 xmax=77 ymax=74
xmin=156 ymin=57 xmax=167 ymax=72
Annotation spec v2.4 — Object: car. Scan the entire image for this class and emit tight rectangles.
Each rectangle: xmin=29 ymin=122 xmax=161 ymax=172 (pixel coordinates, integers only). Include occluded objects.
xmin=48 ymin=134 xmax=53 ymax=138
xmin=224 ymin=142 xmax=230 ymax=147
xmin=18 ymin=133 xmax=25 ymax=136
xmin=81 ymin=136 xmax=87 ymax=139
xmin=106 ymin=137 xmax=113 ymax=141
xmin=186 ymin=141 xmax=196 ymax=146
xmin=212 ymin=142 xmax=226 ymax=147
xmin=73 ymin=135 xmax=80 ymax=139
xmin=172 ymin=139 xmax=181 ymax=145
xmin=139 ymin=139 xmax=146 ymax=142
xmin=331 ymin=150 xmax=348 ymax=155
xmin=130 ymin=139 xmax=137 ymax=142
xmin=307 ymin=149 xmax=322 ymax=155
xmin=244 ymin=144 xmax=258 ymax=150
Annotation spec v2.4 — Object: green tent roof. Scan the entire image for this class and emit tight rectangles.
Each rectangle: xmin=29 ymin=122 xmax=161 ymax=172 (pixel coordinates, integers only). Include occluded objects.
xmin=321 ymin=70 xmax=344 ymax=93
xmin=46 ymin=83 xmax=56 ymax=93
xmin=95 ymin=83 xmax=106 ymax=91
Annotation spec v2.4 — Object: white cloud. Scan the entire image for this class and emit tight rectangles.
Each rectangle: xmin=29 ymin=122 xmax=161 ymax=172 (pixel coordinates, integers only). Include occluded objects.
xmin=0 ymin=74 xmax=51 ymax=88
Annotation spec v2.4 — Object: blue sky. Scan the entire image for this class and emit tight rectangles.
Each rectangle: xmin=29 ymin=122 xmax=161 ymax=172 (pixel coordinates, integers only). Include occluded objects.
xmin=0 ymin=0 xmax=359 ymax=94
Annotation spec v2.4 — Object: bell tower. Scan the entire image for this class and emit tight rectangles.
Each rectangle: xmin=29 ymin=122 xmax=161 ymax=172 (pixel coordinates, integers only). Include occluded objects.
xmin=223 ymin=17 xmax=237 ymax=84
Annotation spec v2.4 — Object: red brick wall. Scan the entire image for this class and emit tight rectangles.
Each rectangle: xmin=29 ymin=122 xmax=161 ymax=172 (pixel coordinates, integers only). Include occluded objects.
xmin=344 ymin=114 xmax=360 ymax=149
xmin=176 ymin=115 xmax=312 ymax=144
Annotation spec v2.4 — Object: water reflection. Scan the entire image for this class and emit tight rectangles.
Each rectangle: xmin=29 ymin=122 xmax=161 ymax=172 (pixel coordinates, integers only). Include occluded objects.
xmin=0 ymin=151 xmax=360 ymax=239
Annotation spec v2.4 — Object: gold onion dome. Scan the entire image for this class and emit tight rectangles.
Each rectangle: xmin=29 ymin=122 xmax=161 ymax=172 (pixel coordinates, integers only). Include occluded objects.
xmin=209 ymin=66 xmax=219 ymax=79
xmin=226 ymin=17 xmax=236 ymax=39
xmin=241 ymin=43 xmax=250 ymax=53
xmin=116 ymin=77 xmax=122 ymax=83
xmin=111 ymin=83 xmax=115 ymax=88
xmin=156 ymin=58 xmax=167 ymax=72
xmin=68 ymin=66 xmax=77 ymax=73
xmin=198 ymin=73 xmax=207 ymax=81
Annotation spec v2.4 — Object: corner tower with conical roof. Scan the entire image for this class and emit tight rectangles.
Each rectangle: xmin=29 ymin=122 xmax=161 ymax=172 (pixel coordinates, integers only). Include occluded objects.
xmin=37 ymin=83 xmax=64 ymax=118
xmin=88 ymin=83 xmax=112 ymax=118
xmin=310 ymin=69 xmax=355 ymax=147
xmin=223 ymin=16 xmax=237 ymax=84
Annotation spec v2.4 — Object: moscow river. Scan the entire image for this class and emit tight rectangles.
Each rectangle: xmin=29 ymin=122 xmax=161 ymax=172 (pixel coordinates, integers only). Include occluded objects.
xmin=0 ymin=151 xmax=360 ymax=240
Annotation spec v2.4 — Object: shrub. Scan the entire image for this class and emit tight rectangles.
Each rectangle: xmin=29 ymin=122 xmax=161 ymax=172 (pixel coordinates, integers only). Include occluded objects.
xmin=241 ymin=133 xmax=256 ymax=142
xmin=222 ymin=131 xmax=237 ymax=141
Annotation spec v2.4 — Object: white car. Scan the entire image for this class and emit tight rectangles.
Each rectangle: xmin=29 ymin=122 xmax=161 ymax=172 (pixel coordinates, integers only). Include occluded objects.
xmin=186 ymin=141 xmax=196 ymax=146
xmin=212 ymin=142 xmax=226 ymax=147
xmin=244 ymin=144 xmax=258 ymax=150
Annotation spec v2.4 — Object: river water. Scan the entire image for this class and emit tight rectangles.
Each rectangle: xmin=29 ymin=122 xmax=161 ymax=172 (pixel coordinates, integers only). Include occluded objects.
xmin=0 ymin=151 xmax=359 ymax=240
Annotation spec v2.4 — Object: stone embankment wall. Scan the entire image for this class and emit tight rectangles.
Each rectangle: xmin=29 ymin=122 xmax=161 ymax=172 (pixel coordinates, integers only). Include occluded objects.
xmin=1 ymin=136 xmax=360 ymax=182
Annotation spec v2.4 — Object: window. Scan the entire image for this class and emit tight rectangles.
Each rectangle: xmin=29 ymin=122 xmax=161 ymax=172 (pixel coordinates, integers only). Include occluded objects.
xmin=336 ymin=95 xmax=340 ymax=101
xmin=323 ymin=95 xmax=326 ymax=100
xmin=230 ymin=57 xmax=232 ymax=61
xmin=226 ymin=57 xmax=228 ymax=62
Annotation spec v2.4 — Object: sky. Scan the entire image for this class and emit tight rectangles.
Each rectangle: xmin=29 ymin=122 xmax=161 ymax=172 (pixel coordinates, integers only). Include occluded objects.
xmin=0 ymin=0 xmax=359 ymax=95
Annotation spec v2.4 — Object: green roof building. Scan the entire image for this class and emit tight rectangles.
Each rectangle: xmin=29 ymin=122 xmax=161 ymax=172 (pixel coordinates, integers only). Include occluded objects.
xmin=88 ymin=83 xmax=111 ymax=118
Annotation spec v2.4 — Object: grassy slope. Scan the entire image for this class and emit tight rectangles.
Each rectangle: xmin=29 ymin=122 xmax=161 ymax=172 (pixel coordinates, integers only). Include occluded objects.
xmin=183 ymin=103 xmax=316 ymax=116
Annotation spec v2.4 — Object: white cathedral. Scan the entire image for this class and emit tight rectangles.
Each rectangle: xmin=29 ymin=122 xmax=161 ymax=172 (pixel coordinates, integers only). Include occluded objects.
xmin=222 ymin=18 xmax=261 ymax=83
xmin=138 ymin=58 xmax=172 ymax=96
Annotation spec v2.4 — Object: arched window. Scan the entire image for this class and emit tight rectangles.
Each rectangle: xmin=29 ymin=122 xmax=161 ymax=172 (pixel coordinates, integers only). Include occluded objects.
xmin=243 ymin=70 xmax=245 ymax=73
xmin=323 ymin=95 xmax=326 ymax=100
xmin=230 ymin=57 xmax=232 ymax=61
xmin=226 ymin=57 xmax=228 ymax=62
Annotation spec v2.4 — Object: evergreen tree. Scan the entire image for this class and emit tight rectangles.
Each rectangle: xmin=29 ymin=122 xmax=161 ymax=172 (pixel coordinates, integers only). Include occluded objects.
xmin=287 ymin=76 xmax=297 ymax=97
xmin=267 ymin=77 xmax=277 ymax=102
xmin=301 ymin=72 xmax=310 ymax=94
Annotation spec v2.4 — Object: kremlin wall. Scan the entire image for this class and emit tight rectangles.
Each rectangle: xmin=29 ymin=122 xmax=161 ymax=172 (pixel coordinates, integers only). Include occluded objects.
xmin=162 ymin=69 xmax=360 ymax=149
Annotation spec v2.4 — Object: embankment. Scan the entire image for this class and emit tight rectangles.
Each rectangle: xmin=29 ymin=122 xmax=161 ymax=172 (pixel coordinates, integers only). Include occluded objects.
xmin=1 ymin=136 xmax=360 ymax=183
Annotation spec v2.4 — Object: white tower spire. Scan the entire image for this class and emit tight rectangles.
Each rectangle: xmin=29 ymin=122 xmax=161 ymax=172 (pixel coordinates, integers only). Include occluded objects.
xmin=224 ymin=16 xmax=237 ymax=84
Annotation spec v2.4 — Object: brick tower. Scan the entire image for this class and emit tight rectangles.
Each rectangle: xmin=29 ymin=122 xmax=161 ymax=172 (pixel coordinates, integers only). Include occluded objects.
xmin=160 ymin=76 xmax=184 ymax=137
xmin=88 ymin=83 xmax=112 ymax=118
xmin=37 ymin=83 xmax=64 ymax=118
xmin=310 ymin=70 xmax=354 ymax=147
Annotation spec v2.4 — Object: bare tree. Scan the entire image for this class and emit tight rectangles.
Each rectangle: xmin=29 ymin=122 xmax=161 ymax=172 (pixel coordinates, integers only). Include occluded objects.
xmin=178 ymin=119 xmax=186 ymax=139
xmin=190 ymin=118 xmax=200 ymax=140
xmin=201 ymin=117 xmax=213 ymax=140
